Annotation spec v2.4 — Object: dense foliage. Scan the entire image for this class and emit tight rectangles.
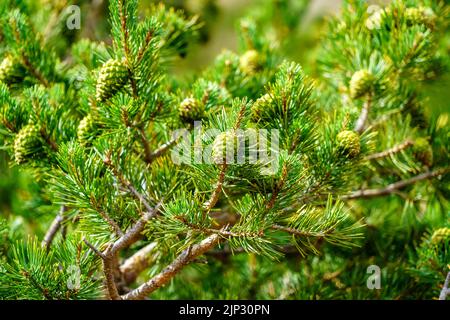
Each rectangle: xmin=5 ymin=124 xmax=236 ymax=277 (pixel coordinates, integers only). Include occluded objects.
xmin=0 ymin=0 xmax=449 ymax=300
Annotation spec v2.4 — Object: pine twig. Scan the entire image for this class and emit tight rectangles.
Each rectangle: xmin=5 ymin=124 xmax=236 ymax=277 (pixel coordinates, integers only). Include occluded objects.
xmin=83 ymin=238 xmax=106 ymax=260
xmin=203 ymin=163 xmax=228 ymax=211
xmin=103 ymin=154 xmax=155 ymax=214
xmin=137 ymin=126 xmax=153 ymax=164
xmin=121 ymin=234 xmax=221 ymax=300
xmin=41 ymin=206 xmax=67 ymax=250
xmin=271 ymin=224 xmax=326 ymax=238
xmin=365 ymin=139 xmax=414 ymax=161
xmin=148 ymin=137 xmax=178 ymax=161
xmin=342 ymin=168 xmax=448 ymax=200
xmin=354 ymin=94 xmax=372 ymax=134
xmin=439 ymin=272 xmax=450 ymax=301
xmin=120 ymin=242 xmax=157 ymax=285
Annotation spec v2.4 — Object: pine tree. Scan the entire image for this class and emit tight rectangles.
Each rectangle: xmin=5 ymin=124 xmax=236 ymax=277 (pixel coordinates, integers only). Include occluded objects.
xmin=0 ymin=0 xmax=449 ymax=300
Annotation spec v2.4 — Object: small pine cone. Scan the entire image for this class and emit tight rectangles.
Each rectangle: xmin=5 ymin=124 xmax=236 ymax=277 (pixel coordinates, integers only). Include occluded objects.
xmin=412 ymin=137 xmax=433 ymax=167
xmin=0 ymin=55 xmax=24 ymax=85
xmin=239 ymin=50 xmax=263 ymax=75
xmin=430 ymin=228 xmax=450 ymax=246
xmin=14 ymin=124 xmax=44 ymax=164
xmin=179 ymin=97 xmax=204 ymax=123
xmin=405 ymin=7 xmax=435 ymax=28
xmin=337 ymin=130 xmax=361 ymax=158
xmin=251 ymin=93 xmax=272 ymax=122
xmin=77 ymin=114 xmax=98 ymax=145
xmin=96 ymin=58 xmax=129 ymax=102
xmin=349 ymin=69 xmax=375 ymax=99
xmin=211 ymin=130 xmax=241 ymax=164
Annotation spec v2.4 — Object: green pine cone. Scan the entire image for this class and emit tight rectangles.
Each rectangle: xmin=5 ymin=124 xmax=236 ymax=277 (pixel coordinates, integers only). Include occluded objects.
xmin=211 ymin=130 xmax=240 ymax=164
xmin=349 ymin=69 xmax=375 ymax=99
xmin=179 ymin=97 xmax=204 ymax=123
xmin=251 ymin=93 xmax=272 ymax=122
xmin=239 ymin=50 xmax=263 ymax=75
xmin=412 ymin=137 xmax=433 ymax=166
xmin=337 ymin=130 xmax=361 ymax=158
xmin=0 ymin=55 xmax=24 ymax=85
xmin=430 ymin=228 xmax=450 ymax=245
xmin=405 ymin=7 xmax=435 ymax=27
xmin=14 ymin=124 xmax=45 ymax=164
xmin=96 ymin=58 xmax=129 ymax=102
xmin=77 ymin=114 xmax=98 ymax=145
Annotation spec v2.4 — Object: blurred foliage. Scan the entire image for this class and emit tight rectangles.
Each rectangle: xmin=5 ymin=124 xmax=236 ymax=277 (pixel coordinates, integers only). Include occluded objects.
xmin=0 ymin=0 xmax=449 ymax=300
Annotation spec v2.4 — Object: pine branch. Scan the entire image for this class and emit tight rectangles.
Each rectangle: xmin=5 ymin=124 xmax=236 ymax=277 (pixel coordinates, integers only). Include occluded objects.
xmin=102 ymin=244 xmax=122 ymax=300
xmin=41 ymin=205 xmax=67 ymax=250
xmin=354 ymin=94 xmax=372 ymax=134
xmin=266 ymin=163 xmax=288 ymax=210
xmin=271 ymin=224 xmax=327 ymax=238
xmin=120 ymin=242 xmax=157 ymax=285
xmin=342 ymin=168 xmax=448 ymax=200
xmin=439 ymin=272 xmax=450 ymax=301
xmin=83 ymin=238 xmax=106 ymax=260
xmin=103 ymin=154 xmax=155 ymax=214
xmin=94 ymin=206 xmax=124 ymax=237
xmin=203 ymin=101 xmax=247 ymax=211
xmin=137 ymin=30 xmax=154 ymax=63
xmin=148 ymin=137 xmax=178 ymax=161
xmin=365 ymin=139 xmax=414 ymax=161
xmin=10 ymin=18 xmax=50 ymax=87
xmin=121 ymin=234 xmax=221 ymax=300
xmin=202 ymin=163 xmax=228 ymax=211
xmin=136 ymin=126 xmax=153 ymax=164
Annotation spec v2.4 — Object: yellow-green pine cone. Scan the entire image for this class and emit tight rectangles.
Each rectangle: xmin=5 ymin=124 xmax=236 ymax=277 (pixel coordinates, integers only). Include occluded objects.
xmin=0 ymin=55 xmax=23 ymax=85
xmin=349 ymin=69 xmax=375 ymax=99
xmin=412 ymin=137 xmax=433 ymax=166
xmin=337 ymin=130 xmax=361 ymax=158
xmin=14 ymin=124 xmax=44 ymax=164
xmin=251 ymin=93 xmax=272 ymax=122
xmin=239 ymin=50 xmax=263 ymax=75
xmin=77 ymin=114 xmax=98 ymax=145
xmin=96 ymin=58 xmax=129 ymax=102
xmin=405 ymin=7 xmax=436 ymax=27
xmin=179 ymin=97 xmax=204 ymax=123
xmin=211 ymin=130 xmax=240 ymax=164
xmin=430 ymin=228 xmax=450 ymax=245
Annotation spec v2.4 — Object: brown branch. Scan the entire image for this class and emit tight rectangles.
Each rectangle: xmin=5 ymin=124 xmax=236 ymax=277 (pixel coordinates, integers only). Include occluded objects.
xmin=82 ymin=238 xmax=106 ymax=260
xmin=98 ymin=202 xmax=161 ymax=300
xmin=96 ymin=208 xmax=124 ymax=237
xmin=102 ymin=245 xmax=122 ymax=300
xmin=40 ymin=128 xmax=58 ymax=152
xmin=342 ymin=168 xmax=448 ymax=200
xmin=354 ymin=94 xmax=372 ymax=134
xmin=137 ymin=127 xmax=153 ymax=164
xmin=10 ymin=15 xmax=50 ymax=87
xmin=148 ymin=138 xmax=178 ymax=161
xmin=203 ymin=102 xmax=247 ymax=212
xmin=203 ymin=163 xmax=228 ymax=211
xmin=103 ymin=154 xmax=154 ymax=214
xmin=439 ymin=272 xmax=450 ymax=301
xmin=21 ymin=55 xmax=50 ymax=88
xmin=271 ymin=224 xmax=326 ymax=238
xmin=41 ymin=206 xmax=67 ymax=250
xmin=365 ymin=140 xmax=414 ymax=161
xmin=120 ymin=242 xmax=157 ymax=285
xmin=137 ymin=30 xmax=154 ymax=63
xmin=266 ymin=164 xmax=288 ymax=210
xmin=121 ymin=234 xmax=221 ymax=300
